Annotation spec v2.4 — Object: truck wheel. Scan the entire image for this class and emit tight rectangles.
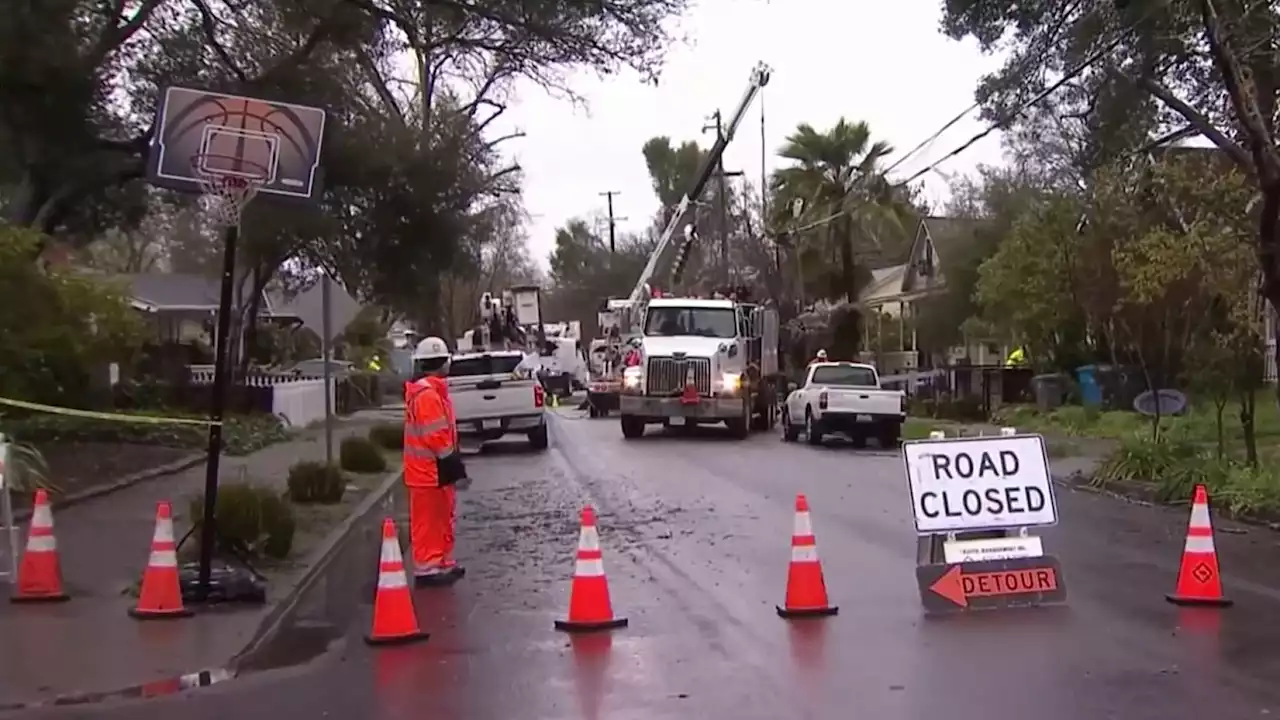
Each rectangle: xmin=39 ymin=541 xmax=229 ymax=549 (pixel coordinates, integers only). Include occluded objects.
xmin=781 ymin=407 xmax=800 ymax=442
xmin=621 ymin=415 xmax=645 ymax=439
xmin=879 ymin=431 xmax=901 ymax=449
xmin=588 ymin=405 xmax=600 ymax=418
xmin=805 ymin=409 xmax=824 ymax=446
xmin=850 ymin=435 xmax=867 ymax=449
xmin=528 ymin=424 xmax=549 ymax=451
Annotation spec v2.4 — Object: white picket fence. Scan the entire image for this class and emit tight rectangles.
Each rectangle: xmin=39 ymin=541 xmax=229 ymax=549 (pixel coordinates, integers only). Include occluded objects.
xmin=187 ymin=366 xmax=334 ymax=428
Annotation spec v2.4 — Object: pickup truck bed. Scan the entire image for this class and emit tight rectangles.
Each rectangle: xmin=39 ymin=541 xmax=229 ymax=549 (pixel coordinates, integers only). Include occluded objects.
xmin=448 ymin=351 xmax=548 ymax=450
xmin=783 ymin=362 xmax=906 ymax=448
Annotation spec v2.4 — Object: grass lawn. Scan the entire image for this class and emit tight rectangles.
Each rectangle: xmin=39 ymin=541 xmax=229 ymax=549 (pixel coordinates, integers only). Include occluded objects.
xmin=993 ymin=394 xmax=1280 ymax=457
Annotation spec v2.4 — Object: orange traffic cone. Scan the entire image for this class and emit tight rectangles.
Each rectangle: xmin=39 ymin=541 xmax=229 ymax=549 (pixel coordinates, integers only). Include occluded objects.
xmin=12 ymin=489 xmax=68 ymax=603
xmin=130 ymin=501 xmax=192 ymax=619
xmin=777 ymin=494 xmax=838 ymax=618
xmin=555 ymin=506 xmax=628 ymax=632
xmin=1167 ymin=484 xmax=1232 ymax=607
xmin=366 ymin=517 xmax=429 ymax=645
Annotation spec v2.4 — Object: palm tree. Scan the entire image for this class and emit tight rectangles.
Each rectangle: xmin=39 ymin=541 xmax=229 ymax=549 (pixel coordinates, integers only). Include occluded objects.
xmin=772 ymin=118 xmax=908 ymax=303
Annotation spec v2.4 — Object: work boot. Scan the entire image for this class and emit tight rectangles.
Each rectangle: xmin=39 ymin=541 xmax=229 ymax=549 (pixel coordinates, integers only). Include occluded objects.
xmin=414 ymin=565 xmax=464 ymax=588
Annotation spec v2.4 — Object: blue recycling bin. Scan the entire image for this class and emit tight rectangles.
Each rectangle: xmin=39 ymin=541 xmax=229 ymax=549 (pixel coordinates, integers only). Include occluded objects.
xmin=1075 ymin=364 xmax=1101 ymax=408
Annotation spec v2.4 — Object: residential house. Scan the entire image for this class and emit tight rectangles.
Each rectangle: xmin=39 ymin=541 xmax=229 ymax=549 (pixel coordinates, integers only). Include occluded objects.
xmin=120 ymin=272 xmax=290 ymax=345
xmin=857 ymin=216 xmax=1008 ymax=374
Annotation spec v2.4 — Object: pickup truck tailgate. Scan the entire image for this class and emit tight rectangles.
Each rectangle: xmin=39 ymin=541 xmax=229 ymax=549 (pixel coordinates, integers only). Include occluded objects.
xmin=450 ymin=375 xmax=537 ymax=420
xmin=825 ymin=388 xmax=901 ymax=415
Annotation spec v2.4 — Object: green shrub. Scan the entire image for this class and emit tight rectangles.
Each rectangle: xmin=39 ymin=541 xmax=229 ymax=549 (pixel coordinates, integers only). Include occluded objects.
xmin=340 ymin=435 xmax=388 ymax=473
xmin=368 ymin=422 xmax=403 ymax=450
xmin=0 ymin=412 xmax=289 ymax=456
xmin=187 ymin=482 xmax=296 ymax=560
xmin=908 ymin=396 xmax=988 ymax=422
xmin=286 ymin=461 xmax=346 ymax=504
xmin=1094 ymin=434 xmax=1230 ymax=503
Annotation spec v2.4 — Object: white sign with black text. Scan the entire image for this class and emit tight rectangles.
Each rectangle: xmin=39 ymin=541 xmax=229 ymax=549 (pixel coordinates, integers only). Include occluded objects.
xmin=943 ymin=536 xmax=1044 ymax=564
xmin=903 ymin=434 xmax=1057 ymax=534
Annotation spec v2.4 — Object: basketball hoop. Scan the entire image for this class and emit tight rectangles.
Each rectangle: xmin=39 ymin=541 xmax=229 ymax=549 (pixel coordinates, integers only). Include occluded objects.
xmin=190 ymin=154 xmax=268 ymax=229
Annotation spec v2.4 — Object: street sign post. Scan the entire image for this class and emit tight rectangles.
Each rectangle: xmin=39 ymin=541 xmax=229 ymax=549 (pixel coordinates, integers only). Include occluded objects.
xmin=916 ymin=556 xmax=1068 ymax=614
xmin=903 ymin=434 xmax=1057 ymax=534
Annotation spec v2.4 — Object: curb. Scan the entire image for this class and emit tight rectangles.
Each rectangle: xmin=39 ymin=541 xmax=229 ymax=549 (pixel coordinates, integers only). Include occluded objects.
xmin=12 ymin=453 xmax=206 ymax=523
xmin=0 ymin=466 xmax=405 ymax=714
xmin=229 ymin=466 xmax=403 ymax=665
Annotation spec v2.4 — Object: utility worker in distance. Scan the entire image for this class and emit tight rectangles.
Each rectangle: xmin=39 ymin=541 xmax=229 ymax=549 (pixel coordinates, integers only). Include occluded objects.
xmin=1005 ymin=346 xmax=1028 ymax=368
xmin=809 ymin=348 xmax=829 ymax=366
xmin=405 ymin=336 xmax=468 ymax=585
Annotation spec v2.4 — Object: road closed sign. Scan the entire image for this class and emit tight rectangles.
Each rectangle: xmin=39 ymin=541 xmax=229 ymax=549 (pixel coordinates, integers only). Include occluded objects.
xmin=903 ymin=434 xmax=1057 ymax=534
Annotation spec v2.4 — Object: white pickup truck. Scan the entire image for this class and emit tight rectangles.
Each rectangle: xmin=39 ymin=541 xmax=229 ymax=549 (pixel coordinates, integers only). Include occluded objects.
xmin=782 ymin=362 xmax=906 ymax=448
xmin=447 ymin=350 xmax=548 ymax=451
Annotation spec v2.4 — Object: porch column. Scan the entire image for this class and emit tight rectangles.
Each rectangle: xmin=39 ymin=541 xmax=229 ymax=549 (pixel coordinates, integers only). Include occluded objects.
xmin=898 ymin=302 xmax=906 ymax=351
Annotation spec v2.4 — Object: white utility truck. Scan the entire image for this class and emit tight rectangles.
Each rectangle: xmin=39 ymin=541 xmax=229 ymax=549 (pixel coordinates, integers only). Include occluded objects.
xmin=447 ymin=349 xmax=548 ymax=451
xmin=591 ymin=62 xmax=777 ymax=440
xmin=619 ymin=294 xmax=780 ymax=439
xmin=782 ymin=361 xmax=906 ymax=448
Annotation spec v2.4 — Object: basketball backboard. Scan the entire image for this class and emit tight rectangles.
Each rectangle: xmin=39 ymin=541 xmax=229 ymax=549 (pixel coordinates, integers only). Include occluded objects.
xmin=146 ymin=87 xmax=327 ymax=202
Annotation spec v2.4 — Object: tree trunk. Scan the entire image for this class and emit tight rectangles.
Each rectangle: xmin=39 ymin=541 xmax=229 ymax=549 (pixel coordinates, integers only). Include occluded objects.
xmin=839 ymin=218 xmax=856 ymax=302
xmin=1241 ymin=388 xmax=1258 ymax=466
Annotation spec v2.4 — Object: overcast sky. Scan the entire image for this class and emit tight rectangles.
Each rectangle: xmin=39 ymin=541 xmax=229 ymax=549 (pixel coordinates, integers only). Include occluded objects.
xmin=489 ymin=0 xmax=1009 ymax=269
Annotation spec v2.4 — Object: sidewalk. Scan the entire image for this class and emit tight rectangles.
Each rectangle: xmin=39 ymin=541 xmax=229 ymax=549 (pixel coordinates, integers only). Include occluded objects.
xmin=0 ymin=412 xmax=401 ymax=707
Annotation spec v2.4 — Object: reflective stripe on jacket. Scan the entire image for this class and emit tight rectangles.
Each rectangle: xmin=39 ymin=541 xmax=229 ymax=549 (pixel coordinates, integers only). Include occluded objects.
xmin=403 ymin=380 xmax=457 ymax=488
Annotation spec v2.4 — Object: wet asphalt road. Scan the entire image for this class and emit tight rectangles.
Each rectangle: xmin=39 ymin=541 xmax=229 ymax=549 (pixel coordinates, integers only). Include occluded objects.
xmin=19 ymin=408 xmax=1280 ymax=719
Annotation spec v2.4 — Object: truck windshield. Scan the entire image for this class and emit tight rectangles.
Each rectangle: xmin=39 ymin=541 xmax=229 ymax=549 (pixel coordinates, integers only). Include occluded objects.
xmin=449 ymin=355 xmax=524 ymax=377
xmin=811 ymin=365 xmax=878 ymax=387
xmin=644 ymin=307 xmax=737 ymax=338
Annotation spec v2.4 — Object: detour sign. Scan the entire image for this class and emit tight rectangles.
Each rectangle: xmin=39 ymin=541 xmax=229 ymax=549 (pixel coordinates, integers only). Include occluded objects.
xmin=916 ymin=556 xmax=1068 ymax=614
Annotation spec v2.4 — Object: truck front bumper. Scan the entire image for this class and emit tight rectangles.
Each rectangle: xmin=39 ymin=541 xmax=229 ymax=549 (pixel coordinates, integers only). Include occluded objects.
xmin=619 ymin=395 xmax=742 ymax=421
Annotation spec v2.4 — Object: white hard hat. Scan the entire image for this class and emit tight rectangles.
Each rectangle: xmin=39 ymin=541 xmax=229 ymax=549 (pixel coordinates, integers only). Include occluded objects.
xmin=816 ymin=349 xmax=828 ymax=358
xmin=413 ymin=336 xmax=450 ymax=360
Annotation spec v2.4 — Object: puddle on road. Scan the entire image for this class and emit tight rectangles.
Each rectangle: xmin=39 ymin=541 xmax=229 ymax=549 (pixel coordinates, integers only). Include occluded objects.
xmin=235 ymin=620 xmax=343 ymax=672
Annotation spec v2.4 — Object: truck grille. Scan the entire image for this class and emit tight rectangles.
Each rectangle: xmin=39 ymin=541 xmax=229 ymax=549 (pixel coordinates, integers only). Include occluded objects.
xmin=646 ymin=356 xmax=711 ymax=396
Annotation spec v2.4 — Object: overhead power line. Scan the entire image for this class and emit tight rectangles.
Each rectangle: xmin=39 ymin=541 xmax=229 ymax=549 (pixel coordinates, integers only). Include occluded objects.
xmin=788 ymin=7 xmax=1158 ymax=235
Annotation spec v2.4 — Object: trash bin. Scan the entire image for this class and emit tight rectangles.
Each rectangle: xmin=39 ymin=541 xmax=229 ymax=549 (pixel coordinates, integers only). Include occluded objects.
xmin=1032 ymin=373 xmax=1067 ymax=411
xmin=1075 ymin=364 xmax=1102 ymax=408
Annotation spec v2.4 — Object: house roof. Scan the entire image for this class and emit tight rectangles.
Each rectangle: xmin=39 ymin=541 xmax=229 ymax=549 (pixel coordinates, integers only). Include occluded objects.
xmin=120 ymin=273 xmax=278 ymax=313
xmin=917 ymin=216 xmax=985 ymax=257
xmin=267 ymin=276 xmax=363 ymax=343
xmin=861 ymin=217 xmax=987 ymax=302
xmin=859 ymin=264 xmax=908 ymax=304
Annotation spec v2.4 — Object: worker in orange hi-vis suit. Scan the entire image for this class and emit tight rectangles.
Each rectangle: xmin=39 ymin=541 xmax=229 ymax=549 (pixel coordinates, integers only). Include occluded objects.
xmin=405 ymin=336 xmax=468 ymax=586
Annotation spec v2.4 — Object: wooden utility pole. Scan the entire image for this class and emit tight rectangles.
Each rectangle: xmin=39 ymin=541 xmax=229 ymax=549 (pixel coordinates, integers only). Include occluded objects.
xmin=599 ymin=191 xmax=625 ymax=253
xmin=703 ymin=111 xmax=744 ymax=285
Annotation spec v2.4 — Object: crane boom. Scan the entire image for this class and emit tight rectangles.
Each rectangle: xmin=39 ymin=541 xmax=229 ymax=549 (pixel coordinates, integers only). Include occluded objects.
xmin=626 ymin=62 xmax=772 ymax=305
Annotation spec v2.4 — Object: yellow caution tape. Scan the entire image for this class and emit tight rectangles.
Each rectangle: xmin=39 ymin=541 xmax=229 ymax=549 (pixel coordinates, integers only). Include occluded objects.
xmin=0 ymin=397 xmax=221 ymax=426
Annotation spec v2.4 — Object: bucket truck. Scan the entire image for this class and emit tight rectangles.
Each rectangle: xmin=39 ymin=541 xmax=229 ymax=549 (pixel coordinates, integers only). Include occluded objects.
xmin=606 ymin=62 xmax=784 ymax=440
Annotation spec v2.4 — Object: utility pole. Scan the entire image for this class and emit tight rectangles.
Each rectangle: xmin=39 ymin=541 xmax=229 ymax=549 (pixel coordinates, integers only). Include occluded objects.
xmin=599 ymin=191 xmax=625 ymax=253
xmin=703 ymin=111 xmax=743 ymax=286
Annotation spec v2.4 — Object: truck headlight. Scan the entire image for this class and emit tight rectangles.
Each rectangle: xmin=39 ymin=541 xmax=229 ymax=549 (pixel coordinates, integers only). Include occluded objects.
xmin=721 ymin=372 xmax=741 ymax=390
xmin=623 ymin=367 xmax=643 ymax=389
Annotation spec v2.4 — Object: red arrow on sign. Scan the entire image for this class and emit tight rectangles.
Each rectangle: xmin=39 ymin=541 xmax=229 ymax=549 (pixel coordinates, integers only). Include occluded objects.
xmin=929 ymin=564 xmax=1060 ymax=607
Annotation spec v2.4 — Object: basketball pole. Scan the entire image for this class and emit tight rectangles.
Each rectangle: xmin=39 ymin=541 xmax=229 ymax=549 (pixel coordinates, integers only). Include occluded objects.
xmin=196 ymin=223 xmax=241 ymax=601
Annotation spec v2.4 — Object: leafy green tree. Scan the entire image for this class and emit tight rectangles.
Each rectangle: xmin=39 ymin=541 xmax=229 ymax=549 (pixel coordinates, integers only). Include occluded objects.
xmin=772 ymin=119 xmax=910 ymax=304
xmin=941 ymin=0 xmax=1280 ymax=394
xmin=0 ymin=223 xmax=144 ymax=404
xmin=912 ymin=166 xmax=1042 ymax=355
xmin=973 ymin=194 xmax=1090 ymax=370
